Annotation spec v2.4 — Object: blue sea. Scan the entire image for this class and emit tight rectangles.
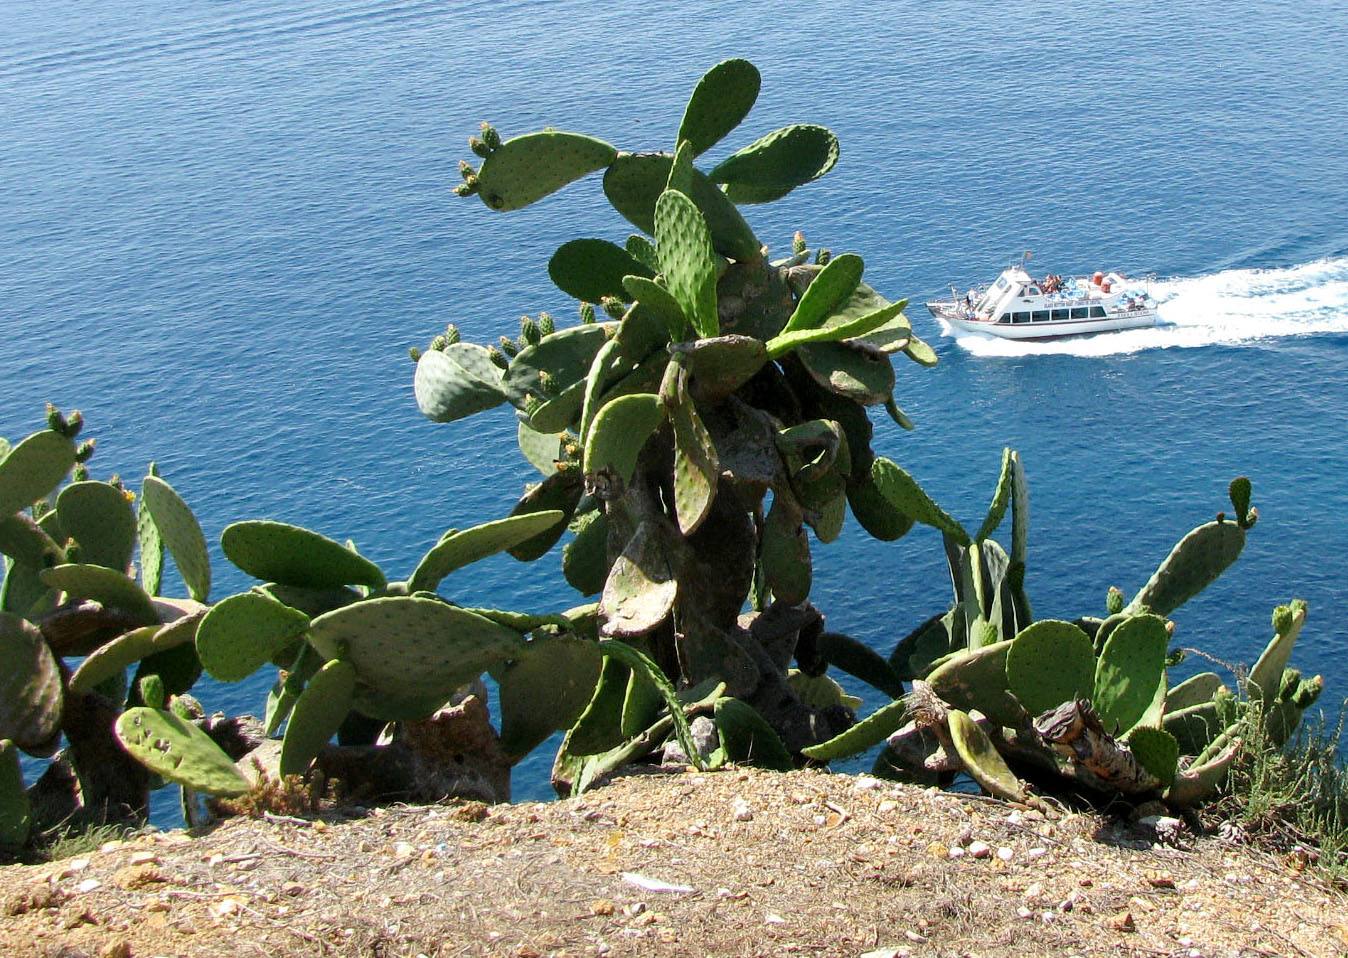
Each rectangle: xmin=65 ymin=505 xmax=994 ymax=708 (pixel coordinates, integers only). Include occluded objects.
xmin=4 ymin=0 xmax=1347 ymax=808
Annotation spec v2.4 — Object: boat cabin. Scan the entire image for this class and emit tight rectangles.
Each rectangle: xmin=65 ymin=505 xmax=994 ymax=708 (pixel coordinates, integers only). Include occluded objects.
xmin=970 ymin=265 xmax=1126 ymax=326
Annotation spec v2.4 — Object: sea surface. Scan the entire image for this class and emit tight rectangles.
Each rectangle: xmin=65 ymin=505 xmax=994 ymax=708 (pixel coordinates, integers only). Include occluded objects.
xmin=4 ymin=0 xmax=1347 ymax=809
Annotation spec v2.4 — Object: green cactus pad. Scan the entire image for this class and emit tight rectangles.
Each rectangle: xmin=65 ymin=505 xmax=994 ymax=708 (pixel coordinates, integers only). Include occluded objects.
xmin=1 ymin=558 xmax=54 ymax=621
xmin=665 ymin=366 xmax=719 ymax=536
xmin=622 ymin=276 xmax=693 ymax=342
xmin=280 ymin=658 xmax=356 ymax=778
xmin=257 ymin=582 xmax=362 ymax=618
xmin=845 ymin=472 xmax=916 ymax=543
xmin=1126 ymin=518 xmax=1246 ymax=617
xmin=1247 ymin=599 xmax=1307 ymax=701
xmin=137 ymin=483 xmax=164 ymax=597
xmin=139 ymin=475 xmax=211 ymax=603
xmin=0 ymin=513 xmax=64 ymax=568
xmin=671 ymin=336 xmax=768 ymax=400
xmin=677 ymin=58 xmax=760 ymax=157
xmin=1228 ymin=476 xmax=1253 ymax=527
xmin=414 ymin=342 xmax=508 ymax=424
xmin=621 ymin=657 xmax=664 ymax=739
xmin=503 ymin=322 xmax=612 ymax=412
xmin=974 ymin=448 xmax=1015 ymax=544
xmin=1165 ymin=737 xmax=1240 ymax=809
xmin=1122 ymin=724 xmax=1180 ymax=783
xmin=548 ymin=238 xmax=654 ymax=304
xmin=55 ymin=480 xmax=136 ymax=573
xmin=583 ymin=393 xmax=664 ymax=497
xmin=114 ymin=706 xmax=249 ymax=797
xmin=765 ymin=300 xmax=906 ymax=360
xmin=563 ymin=656 xmax=631 ymax=755
xmin=625 ymin=234 xmax=659 ymax=271
xmin=1161 ymin=701 xmax=1224 ymax=755
xmin=711 ymin=124 xmax=840 ymax=204
xmin=221 ymin=521 xmax=386 ymax=590
xmin=817 ymin=631 xmax=905 ymax=699
xmin=496 ymin=635 xmax=602 ymax=759
xmin=39 ymin=562 xmax=159 ymax=624
xmin=196 ymin=591 xmax=311 ymax=683
xmin=655 ymin=189 xmax=719 ymax=338
xmin=598 ymin=521 xmax=678 ymax=637
xmin=870 ymin=458 xmax=970 ymax=546
xmin=408 ymin=511 xmax=566 ymax=593
xmin=0 ymin=739 xmax=30 ymax=848
xmin=1093 ymin=613 xmax=1170 ymax=734
xmin=902 ymin=333 xmax=939 ymax=367
xmin=474 ymin=130 xmax=617 ymax=211
xmin=780 ymin=253 xmax=865 ymax=334
xmin=888 ymin=611 xmax=956 ymax=682
xmin=713 ymin=697 xmax=794 ymax=771
xmin=1005 ymin=620 xmax=1096 ymax=717
xmin=1164 ymin=671 xmax=1225 ymax=714
xmin=788 ymin=671 xmax=862 ymax=711
xmin=563 ymin=510 xmax=609 ymax=597
xmin=516 ymin=421 xmax=567 ymax=477
xmin=307 ymin=596 xmax=525 ymax=700
xmin=603 ymin=152 xmax=760 ymax=262
xmin=946 ymin=708 xmax=1030 ymax=803
xmin=0 ymin=429 xmax=76 ymax=517
xmin=69 ymin=619 xmax=196 ymax=693
xmin=0 ymin=611 xmax=62 ymax=753
xmin=507 ymin=472 xmax=584 ymax=561
xmin=761 ymin=495 xmax=811 ymax=606
xmin=926 ymin=640 xmax=1025 ymax=729
xmin=796 ymin=340 xmax=895 ymax=407
xmin=598 ymin=638 xmax=704 ymax=770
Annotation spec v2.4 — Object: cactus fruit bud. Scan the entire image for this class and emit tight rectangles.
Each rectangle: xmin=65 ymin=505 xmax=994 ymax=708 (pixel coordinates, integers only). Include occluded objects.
xmin=139 ymin=674 xmax=166 ymax=709
xmin=480 ymin=122 xmax=501 ymax=151
xmin=1106 ymin=585 xmax=1124 ymax=615
xmin=72 ymin=464 xmax=89 ymax=482
xmin=580 ymin=302 xmax=596 ymax=324
xmin=469 ymin=135 xmax=490 ymax=158
xmin=454 ymin=181 xmax=479 ymax=198
xmin=488 ymin=345 xmax=509 ymax=369
xmin=46 ymin=403 xmax=65 ymax=433
xmin=64 ymin=410 xmax=84 ymax=438
xmin=1272 ymin=603 xmax=1294 ymax=635
xmin=600 ymin=296 xmax=626 ymax=320
xmin=537 ymin=312 xmax=555 ymax=336
xmin=459 ymin=159 xmax=477 ymax=182
xmin=65 ymin=540 xmax=82 ymax=561
xmin=537 ymin=370 xmax=560 ymax=397
xmin=521 ymin=315 xmax=541 ymax=346
xmin=409 ymin=346 xmax=422 ymax=362
xmin=429 ymin=334 xmax=448 ymax=352
xmin=792 ymin=230 xmax=807 ymax=254
xmin=499 ymin=335 xmax=519 ymax=358
xmin=815 ymin=248 xmax=832 ymax=266
xmin=1279 ymin=667 xmax=1301 ymax=699
xmin=74 ymin=439 xmax=96 ymax=463
xmin=524 ymin=394 xmax=543 ymax=417
xmin=444 ymin=323 xmax=461 ymax=345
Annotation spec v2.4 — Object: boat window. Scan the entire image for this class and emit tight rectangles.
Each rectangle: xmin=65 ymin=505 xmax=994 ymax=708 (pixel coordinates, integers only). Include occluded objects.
xmin=996 ymin=314 xmax=1011 ymax=324
xmin=1012 ymin=312 xmax=1030 ymax=324
xmin=1070 ymin=307 xmax=1088 ymax=319
xmin=1050 ymin=308 xmax=1068 ymax=321
xmin=1089 ymin=306 xmax=1106 ymax=318
xmin=1031 ymin=311 xmax=1049 ymax=322
xmin=1027 ymin=286 xmax=1040 ymax=294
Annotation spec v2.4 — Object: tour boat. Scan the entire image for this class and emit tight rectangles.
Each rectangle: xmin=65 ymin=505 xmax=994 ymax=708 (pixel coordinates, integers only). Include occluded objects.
xmin=925 ymin=264 xmax=1158 ymax=340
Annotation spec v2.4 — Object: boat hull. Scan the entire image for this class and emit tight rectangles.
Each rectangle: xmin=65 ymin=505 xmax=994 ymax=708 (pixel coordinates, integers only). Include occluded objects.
xmin=926 ymin=302 xmax=1158 ymax=340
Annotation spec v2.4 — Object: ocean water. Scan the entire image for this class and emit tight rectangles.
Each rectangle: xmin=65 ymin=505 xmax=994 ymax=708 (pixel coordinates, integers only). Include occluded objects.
xmin=3 ymin=0 xmax=1347 ymax=805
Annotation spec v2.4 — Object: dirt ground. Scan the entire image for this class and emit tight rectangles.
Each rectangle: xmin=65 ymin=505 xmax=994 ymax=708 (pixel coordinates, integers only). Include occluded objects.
xmin=2 ymin=766 xmax=1346 ymax=958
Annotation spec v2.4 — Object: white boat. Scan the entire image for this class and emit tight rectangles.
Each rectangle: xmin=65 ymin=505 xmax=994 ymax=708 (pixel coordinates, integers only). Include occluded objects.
xmin=925 ymin=263 xmax=1158 ymax=340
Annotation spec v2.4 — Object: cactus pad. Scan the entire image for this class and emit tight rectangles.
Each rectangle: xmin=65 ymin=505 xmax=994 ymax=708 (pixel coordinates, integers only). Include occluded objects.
xmin=796 ymin=340 xmax=895 ymax=407
xmin=196 ymin=591 xmax=311 ymax=683
xmin=1247 ymin=599 xmax=1307 ymax=701
xmin=1127 ymin=518 xmax=1246 ymax=617
xmin=69 ymin=620 xmax=196 ymax=693
xmin=655 ymin=189 xmax=719 ymax=337
xmin=760 ymin=495 xmax=811 ymax=606
xmin=55 ymin=480 xmax=137 ymax=572
xmin=408 ymin=510 xmax=566 ymax=593
xmin=221 ymin=520 xmax=386 ymax=590
xmin=947 ymin=708 xmax=1030 ymax=804
xmin=503 ymin=322 xmax=612 ymax=412
xmin=414 ymin=342 xmax=508 ymax=424
xmin=474 ymin=131 xmax=617 ymax=211
xmin=869 ymin=457 xmax=970 ymax=546
xmin=598 ymin=521 xmax=678 ymax=636
xmin=583 ymin=393 xmax=664 ymax=498
xmin=0 ymin=513 xmax=64 ymax=568
xmin=0 ymin=429 xmax=76 ymax=517
xmin=496 ymin=635 xmax=602 ymax=759
xmin=548 ymin=238 xmax=654 ymax=304
xmin=1093 ymin=613 xmax=1169 ymax=733
xmin=0 ymin=739 xmax=31 ymax=849
xmin=1164 ymin=671 xmax=1225 ymax=714
xmin=712 ymin=697 xmax=794 ymax=771
xmin=114 ymin=706 xmax=249 ymax=797
xmin=1005 ymin=620 xmax=1096 ymax=716
xmin=817 ymin=631 xmax=904 ymax=699
xmin=140 ymin=475 xmax=211 ymax=603
xmin=0 ymin=611 xmax=62 ymax=753
xmin=39 ymin=562 xmax=159 ymax=624
xmin=677 ymin=58 xmax=760 ymax=157
xmin=926 ymin=640 xmax=1025 ymax=729
xmin=280 ymin=658 xmax=356 ymax=778
xmin=711 ymin=124 xmax=840 ymax=204
xmin=307 ymin=596 xmax=525 ymax=700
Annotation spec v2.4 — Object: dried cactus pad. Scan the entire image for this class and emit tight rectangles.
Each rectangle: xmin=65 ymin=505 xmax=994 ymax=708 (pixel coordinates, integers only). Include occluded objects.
xmin=221 ymin=520 xmax=386 ymax=590
xmin=306 ymin=596 xmax=525 ymax=700
xmin=114 ymin=706 xmax=250 ymax=797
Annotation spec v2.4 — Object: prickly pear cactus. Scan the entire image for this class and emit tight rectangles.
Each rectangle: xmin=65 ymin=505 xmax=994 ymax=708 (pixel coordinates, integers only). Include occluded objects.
xmin=114 ymin=706 xmax=250 ymax=797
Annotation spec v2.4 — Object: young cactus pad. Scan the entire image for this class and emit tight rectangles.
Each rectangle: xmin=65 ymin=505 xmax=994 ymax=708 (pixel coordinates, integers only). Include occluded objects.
xmin=676 ymin=58 xmax=760 ymax=157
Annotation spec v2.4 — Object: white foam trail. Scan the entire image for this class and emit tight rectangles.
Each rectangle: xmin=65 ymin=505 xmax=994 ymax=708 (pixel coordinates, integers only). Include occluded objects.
xmin=938 ymin=257 xmax=1348 ymax=358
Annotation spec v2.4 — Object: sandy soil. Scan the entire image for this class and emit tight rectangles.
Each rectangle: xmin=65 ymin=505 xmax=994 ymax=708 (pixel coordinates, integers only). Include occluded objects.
xmin=3 ymin=766 xmax=1346 ymax=958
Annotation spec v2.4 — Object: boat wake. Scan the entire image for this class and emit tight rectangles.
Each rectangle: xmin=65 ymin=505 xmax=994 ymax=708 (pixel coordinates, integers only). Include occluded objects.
xmin=937 ymin=257 xmax=1348 ymax=357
